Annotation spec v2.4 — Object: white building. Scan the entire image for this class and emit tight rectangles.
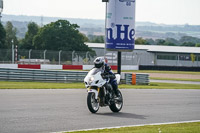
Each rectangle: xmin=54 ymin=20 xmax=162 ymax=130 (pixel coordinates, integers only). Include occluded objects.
xmin=86 ymin=43 xmax=200 ymax=67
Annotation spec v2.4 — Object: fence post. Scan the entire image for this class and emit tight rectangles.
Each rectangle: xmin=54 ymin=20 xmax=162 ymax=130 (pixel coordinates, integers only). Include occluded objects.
xmin=72 ymin=51 xmax=75 ymax=65
xmin=29 ymin=49 xmax=32 ymax=64
xmin=44 ymin=50 xmax=47 ymax=64
xmin=12 ymin=43 xmax=14 ymax=64
xmin=59 ymin=50 xmax=62 ymax=65
xmin=86 ymin=51 xmax=89 ymax=64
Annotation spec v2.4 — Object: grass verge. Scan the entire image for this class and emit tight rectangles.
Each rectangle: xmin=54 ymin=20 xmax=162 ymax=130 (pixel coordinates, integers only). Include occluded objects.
xmin=120 ymin=82 xmax=200 ymax=89
xmin=122 ymin=70 xmax=200 ymax=75
xmin=0 ymin=81 xmax=200 ymax=89
xmin=0 ymin=81 xmax=85 ymax=89
xmin=150 ymin=77 xmax=200 ymax=82
xmin=65 ymin=122 xmax=200 ymax=133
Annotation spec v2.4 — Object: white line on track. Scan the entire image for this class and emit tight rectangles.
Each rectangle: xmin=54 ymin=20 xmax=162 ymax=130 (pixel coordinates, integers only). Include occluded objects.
xmin=52 ymin=120 xmax=200 ymax=133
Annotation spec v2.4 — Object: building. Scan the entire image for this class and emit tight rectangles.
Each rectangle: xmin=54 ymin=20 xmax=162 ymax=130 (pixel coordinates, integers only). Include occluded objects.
xmin=86 ymin=43 xmax=200 ymax=67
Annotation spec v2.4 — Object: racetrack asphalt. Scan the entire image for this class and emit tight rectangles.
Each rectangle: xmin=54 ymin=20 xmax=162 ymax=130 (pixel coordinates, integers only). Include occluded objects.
xmin=0 ymin=89 xmax=200 ymax=133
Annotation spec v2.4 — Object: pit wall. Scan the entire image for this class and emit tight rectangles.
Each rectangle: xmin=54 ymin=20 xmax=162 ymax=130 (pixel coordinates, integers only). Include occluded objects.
xmin=0 ymin=64 xmax=139 ymax=70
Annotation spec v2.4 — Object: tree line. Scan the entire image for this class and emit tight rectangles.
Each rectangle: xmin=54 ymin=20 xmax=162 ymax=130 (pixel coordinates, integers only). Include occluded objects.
xmin=135 ymin=36 xmax=200 ymax=47
xmin=1 ymin=20 xmax=200 ymax=51
xmin=0 ymin=20 xmax=94 ymax=53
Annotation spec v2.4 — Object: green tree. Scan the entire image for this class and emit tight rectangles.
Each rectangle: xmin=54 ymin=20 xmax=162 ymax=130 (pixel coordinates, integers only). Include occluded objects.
xmin=0 ymin=23 xmax=6 ymax=48
xmin=135 ymin=37 xmax=146 ymax=44
xmin=80 ymin=33 xmax=89 ymax=42
xmin=19 ymin=22 xmax=39 ymax=49
xmin=5 ymin=21 xmax=18 ymax=48
xmin=195 ymin=43 xmax=200 ymax=47
xmin=155 ymin=39 xmax=165 ymax=45
xmin=145 ymin=38 xmax=155 ymax=45
xmin=33 ymin=20 xmax=93 ymax=52
xmin=181 ymin=42 xmax=195 ymax=47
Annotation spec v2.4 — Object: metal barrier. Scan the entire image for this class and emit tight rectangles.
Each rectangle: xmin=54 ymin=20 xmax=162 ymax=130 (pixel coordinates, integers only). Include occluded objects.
xmin=0 ymin=68 xmax=149 ymax=85
xmin=125 ymin=73 xmax=149 ymax=85
xmin=0 ymin=68 xmax=88 ymax=82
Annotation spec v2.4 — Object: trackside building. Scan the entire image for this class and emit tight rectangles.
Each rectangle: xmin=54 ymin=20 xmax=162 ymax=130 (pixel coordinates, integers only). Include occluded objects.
xmin=86 ymin=43 xmax=200 ymax=70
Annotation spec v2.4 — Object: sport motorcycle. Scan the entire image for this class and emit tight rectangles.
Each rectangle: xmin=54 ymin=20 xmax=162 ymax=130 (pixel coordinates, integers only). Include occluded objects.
xmin=84 ymin=68 xmax=123 ymax=113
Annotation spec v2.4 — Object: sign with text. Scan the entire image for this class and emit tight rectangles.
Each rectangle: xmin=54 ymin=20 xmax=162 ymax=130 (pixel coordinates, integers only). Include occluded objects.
xmin=106 ymin=0 xmax=136 ymax=52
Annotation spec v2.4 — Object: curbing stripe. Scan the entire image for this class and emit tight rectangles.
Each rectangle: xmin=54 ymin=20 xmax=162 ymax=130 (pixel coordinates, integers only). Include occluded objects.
xmin=52 ymin=120 xmax=200 ymax=133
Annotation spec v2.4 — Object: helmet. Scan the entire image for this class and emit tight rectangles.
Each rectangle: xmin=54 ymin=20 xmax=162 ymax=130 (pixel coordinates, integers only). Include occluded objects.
xmin=94 ymin=57 xmax=105 ymax=68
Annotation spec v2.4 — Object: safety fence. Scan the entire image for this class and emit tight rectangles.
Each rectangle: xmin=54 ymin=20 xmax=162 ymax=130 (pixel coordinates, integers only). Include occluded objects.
xmin=0 ymin=68 xmax=87 ymax=82
xmin=125 ymin=73 xmax=149 ymax=85
xmin=0 ymin=48 xmax=140 ymax=66
xmin=0 ymin=68 xmax=149 ymax=85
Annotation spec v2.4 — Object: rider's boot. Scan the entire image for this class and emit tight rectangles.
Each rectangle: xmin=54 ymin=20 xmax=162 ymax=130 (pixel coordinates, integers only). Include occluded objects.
xmin=112 ymin=82 xmax=120 ymax=97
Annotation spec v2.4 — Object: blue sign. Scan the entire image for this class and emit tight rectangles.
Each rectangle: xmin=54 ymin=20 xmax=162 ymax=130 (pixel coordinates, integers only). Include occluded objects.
xmin=106 ymin=0 xmax=136 ymax=52
xmin=106 ymin=24 xmax=135 ymax=51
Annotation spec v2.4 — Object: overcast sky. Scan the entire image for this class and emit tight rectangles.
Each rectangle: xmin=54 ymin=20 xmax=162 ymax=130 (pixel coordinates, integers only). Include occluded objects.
xmin=2 ymin=0 xmax=200 ymax=25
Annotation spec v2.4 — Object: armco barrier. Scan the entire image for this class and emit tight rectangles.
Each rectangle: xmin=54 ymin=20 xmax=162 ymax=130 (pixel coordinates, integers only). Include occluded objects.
xmin=0 ymin=68 xmax=87 ymax=82
xmin=0 ymin=68 xmax=145 ymax=84
xmin=125 ymin=73 xmax=149 ymax=85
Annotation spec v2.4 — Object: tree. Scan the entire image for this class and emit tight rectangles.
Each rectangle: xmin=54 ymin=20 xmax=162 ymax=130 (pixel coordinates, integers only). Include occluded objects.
xmin=33 ymin=20 xmax=93 ymax=52
xmin=0 ymin=23 xmax=6 ymax=48
xmin=155 ymin=39 xmax=165 ymax=45
xmin=135 ymin=37 xmax=146 ymax=44
xmin=5 ymin=21 xmax=18 ymax=48
xmin=181 ymin=42 xmax=195 ymax=47
xmin=145 ymin=38 xmax=155 ymax=45
xmin=19 ymin=22 xmax=39 ymax=49
xmin=195 ymin=43 xmax=200 ymax=47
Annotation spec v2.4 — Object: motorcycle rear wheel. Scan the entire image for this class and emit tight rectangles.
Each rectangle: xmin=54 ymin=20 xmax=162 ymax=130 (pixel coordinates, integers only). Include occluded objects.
xmin=87 ymin=92 xmax=99 ymax=113
xmin=109 ymin=90 xmax=123 ymax=112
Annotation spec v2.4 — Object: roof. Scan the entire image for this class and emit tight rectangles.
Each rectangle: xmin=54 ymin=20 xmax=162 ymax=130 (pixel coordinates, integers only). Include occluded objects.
xmin=86 ymin=43 xmax=200 ymax=54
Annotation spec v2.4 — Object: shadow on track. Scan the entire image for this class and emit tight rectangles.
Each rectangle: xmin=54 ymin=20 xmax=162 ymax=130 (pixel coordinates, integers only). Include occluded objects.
xmin=95 ymin=112 xmax=147 ymax=119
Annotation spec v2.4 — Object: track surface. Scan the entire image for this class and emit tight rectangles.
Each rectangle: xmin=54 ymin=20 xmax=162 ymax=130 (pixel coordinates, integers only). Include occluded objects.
xmin=0 ymin=89 xmax=200 ymax=133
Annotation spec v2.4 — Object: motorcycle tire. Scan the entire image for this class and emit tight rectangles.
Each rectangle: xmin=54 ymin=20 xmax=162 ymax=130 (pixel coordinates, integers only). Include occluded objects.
xmin=87 ymin=92 xmax=99 ymax=113
xmin=109 ymin=90 xmax=123 ymax=112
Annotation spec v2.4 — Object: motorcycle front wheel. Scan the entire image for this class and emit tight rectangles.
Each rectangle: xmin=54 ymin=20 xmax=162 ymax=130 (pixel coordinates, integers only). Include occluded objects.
xmin=87 ymin=92 xmax=99 ymax=113
xmin=109 ymin=90 xmax=123 ymax=112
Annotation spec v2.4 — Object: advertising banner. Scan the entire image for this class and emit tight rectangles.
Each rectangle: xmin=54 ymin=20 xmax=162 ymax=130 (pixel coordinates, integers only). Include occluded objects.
xmin=106 ymin=0 xmax=136 ymax=52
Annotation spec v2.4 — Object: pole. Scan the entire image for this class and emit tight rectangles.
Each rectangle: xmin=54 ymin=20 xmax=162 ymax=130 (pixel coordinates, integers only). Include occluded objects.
xmin=15 ymin=45 xmax=18 ymax=64
xmin=12 ymin=43 xmax=14 ymax=64
xmin=44 ymin=50 xmax=47 ymax=64
xmin=72 ymin=51 xmax=75 ymax=65
xmin=0 ymin=13 xmax=2 ymax=22
xmin=59 ymin=50 xmax=62 ymax=65
xmin=117 ymin=51 xmax=121 ymax=74
xmin=29 ymin=49 xmax=32 ymax=64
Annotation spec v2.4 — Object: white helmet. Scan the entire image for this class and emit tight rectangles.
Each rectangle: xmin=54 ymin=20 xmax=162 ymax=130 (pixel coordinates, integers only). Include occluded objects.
xmin=94 ymin=57 xmax=105 ymax=68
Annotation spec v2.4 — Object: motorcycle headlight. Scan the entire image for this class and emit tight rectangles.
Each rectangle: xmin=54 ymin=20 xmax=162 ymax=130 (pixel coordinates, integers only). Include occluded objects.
xmin=89 ymin=77 xmax=94 ymax=83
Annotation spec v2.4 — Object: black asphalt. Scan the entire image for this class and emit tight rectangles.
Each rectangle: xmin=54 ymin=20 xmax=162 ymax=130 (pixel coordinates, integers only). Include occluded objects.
xmin=0 ymin=89 xmax=200 ymax=133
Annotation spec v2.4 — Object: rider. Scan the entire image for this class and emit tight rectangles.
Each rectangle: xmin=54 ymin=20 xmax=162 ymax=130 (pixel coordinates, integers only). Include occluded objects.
xmin=93 ymin=57 xmax=119 ymax=97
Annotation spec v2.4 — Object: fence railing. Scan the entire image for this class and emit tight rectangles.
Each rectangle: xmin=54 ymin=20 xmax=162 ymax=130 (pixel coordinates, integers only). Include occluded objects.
xmin=125 ymin=73 xmax=149 ymax=85
xmin=0 ymin=68 xmax=88 ymax=82
xmin=0 ymin=68 xmax=149 ymax=85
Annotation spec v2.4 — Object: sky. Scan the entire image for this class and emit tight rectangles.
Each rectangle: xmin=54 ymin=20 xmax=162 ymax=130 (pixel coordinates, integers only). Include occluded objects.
xmin=2 ymin=0 xmax=200 ymax=25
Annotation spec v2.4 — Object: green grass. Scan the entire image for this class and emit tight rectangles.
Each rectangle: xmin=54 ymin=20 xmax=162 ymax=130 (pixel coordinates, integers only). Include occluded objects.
xmin=65 ymin=122 xmax=200 ymax=133
xmin=120 ymin=82 xmax=200 ymax=89
xmin=150 ymin=77 xmax=200 ymax=82
xmin=122 ymin=70 xmax=200 ymax=75
xmin=0 ymin=81 xmax=85 ymax=89
xmin=0 ymin=81 xmax=200 ymax=89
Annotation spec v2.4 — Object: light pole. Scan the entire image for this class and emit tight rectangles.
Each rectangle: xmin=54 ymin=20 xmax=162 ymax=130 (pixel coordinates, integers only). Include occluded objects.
xmin=0 ymin=0 xmax=3 ymax=22
xmin=44 ymin=50 xmax=47 ymax=64
xmin=29 ymin=49 xmax=32 ymax=64
xmin=59 ymin=50 xmax=62 ymax=65
xmin=72 ymin=51 xmax=75 ymax=65
xmin=12 ymin=40 xmax=14 ymax=64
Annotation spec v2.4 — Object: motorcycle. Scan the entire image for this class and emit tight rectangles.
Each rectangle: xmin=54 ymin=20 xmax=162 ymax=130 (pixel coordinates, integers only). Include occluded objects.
xmin=84 ymin=68 xmax=123 ymax=113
